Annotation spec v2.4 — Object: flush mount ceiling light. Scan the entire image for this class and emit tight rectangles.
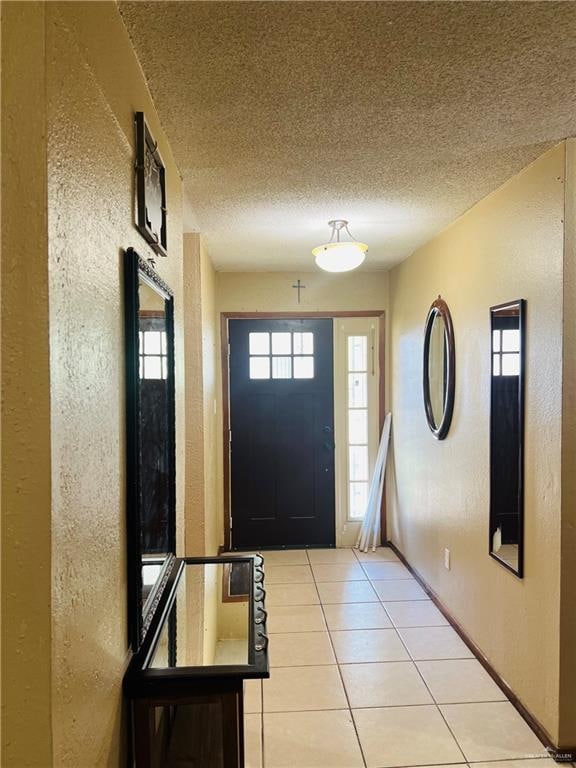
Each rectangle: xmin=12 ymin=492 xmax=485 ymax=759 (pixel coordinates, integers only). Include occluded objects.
xmin=312 ymin=219 xmax=368 ymax=273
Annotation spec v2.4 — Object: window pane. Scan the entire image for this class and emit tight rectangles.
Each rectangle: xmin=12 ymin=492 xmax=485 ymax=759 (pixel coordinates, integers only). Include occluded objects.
xmin=293 ymin=356 xmax=314 ymax=379
xmin=293 ymin=332 xmax=314 ymax=355
xmin=493 ymin=354 xmax=501 ymax=376
xmin=139 ymin=356 xmax=143 ymax=378
xmin=144 ymin=356 xmax=163 ymax=379
xmin=272 ymin=356 xmax=292 ymax=379
xmin=348 ymin=336 xmax=367 ymax=372
xmin=349 ymin=445 xmax=368 ymax=481
xmin=139 ymin=331 xmax=144 ymax=350
xmin=502 ymin=329 xmax=520 ymax=352
xmin=161 ymin=357 xmax=168 ymax=380
xmin=348 ymin=373 xmax=367 ymax=408
xmin=349 ymin=483 xmax=368 ymax=520
xmin=348 ymin=409 xmax=368 ymax=445
xmin=492 ymin=330 xmax=501 ymax=352
xmin=502 ymin=352 xmax=520 ymax=376
xmin=145 ymin=331 xmax=162 ymax=355
xmin=161 ymin=332 xmax=167 ymax=355
xmin=249 ymin=357 xmax=270 ymax=379
xmin=272 ymin=332 xmax=291 ymax=355
xmin=249 ymin=332 xmax=270 ymax=355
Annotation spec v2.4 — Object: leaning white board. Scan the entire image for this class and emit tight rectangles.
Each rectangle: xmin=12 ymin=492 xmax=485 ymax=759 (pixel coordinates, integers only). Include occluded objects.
xmin=355 ymin=413 xmax=392 ymax=553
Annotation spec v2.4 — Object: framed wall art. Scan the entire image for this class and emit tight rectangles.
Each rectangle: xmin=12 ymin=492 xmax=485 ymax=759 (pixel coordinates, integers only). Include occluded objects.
xmin=135 ymin=111 xmax=168 ymax=257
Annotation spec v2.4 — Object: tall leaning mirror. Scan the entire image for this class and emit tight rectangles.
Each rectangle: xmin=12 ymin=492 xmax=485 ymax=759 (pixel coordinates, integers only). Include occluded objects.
xmin=124 ymin=247 xmax=176 ymax=649
xmin=489 ymin=299 xmax=525 ymax=577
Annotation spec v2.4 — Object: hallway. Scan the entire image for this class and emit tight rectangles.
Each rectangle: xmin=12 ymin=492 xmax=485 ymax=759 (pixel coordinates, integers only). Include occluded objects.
xmin=244 ymin=547 xmax=552 ymax=768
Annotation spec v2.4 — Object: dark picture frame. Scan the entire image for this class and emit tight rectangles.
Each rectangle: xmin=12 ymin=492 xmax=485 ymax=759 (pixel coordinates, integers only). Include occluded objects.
xmin=135 ymin=112 xmax=168 ymax=257
xmin=423 ymin=297 xmax=456 ymax=440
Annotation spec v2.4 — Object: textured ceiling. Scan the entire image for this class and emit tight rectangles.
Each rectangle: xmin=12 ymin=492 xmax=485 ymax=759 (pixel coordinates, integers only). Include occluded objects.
xmin=119 ymin=1 xmax=576 ymax=271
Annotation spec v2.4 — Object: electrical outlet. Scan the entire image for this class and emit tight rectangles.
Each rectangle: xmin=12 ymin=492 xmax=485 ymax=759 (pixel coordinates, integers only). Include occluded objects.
xmin=444 ymin=548 xmax=451 ymax=570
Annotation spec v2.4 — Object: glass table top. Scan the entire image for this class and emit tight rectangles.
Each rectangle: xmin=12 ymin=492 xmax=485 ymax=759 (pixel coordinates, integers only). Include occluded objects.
xmin=149 ymin=559 xmax=257 ymax=670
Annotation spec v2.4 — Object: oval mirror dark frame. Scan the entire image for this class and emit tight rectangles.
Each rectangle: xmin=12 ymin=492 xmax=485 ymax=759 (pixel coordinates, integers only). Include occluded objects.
xmin=423 ymin=297 xmax=455 ymax=440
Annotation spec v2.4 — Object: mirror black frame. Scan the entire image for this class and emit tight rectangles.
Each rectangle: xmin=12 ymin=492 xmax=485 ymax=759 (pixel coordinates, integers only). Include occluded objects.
xmin=423 ymin=297 xmax=456 ymax=440
xmin=124 ymin=247 xmax=176 ymax=650
xmin=489 ymin=299 xmax=526 ymax=578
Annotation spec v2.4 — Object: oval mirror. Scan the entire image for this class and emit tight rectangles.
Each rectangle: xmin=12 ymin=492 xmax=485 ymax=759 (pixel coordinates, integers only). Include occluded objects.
xmin=423 ymin=297 xmax=455 ymax=439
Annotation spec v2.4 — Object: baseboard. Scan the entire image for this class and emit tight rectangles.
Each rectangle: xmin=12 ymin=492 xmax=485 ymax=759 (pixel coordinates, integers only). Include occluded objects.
xmin=386 ymin=541 xmax=576 ymax=763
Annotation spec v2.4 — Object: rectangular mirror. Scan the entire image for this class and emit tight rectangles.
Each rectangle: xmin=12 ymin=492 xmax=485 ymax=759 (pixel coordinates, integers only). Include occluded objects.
xmin=489 ymin=299 xmax=526 ymax=577
xmin=124 ymin=248 xmax=176 ymax=648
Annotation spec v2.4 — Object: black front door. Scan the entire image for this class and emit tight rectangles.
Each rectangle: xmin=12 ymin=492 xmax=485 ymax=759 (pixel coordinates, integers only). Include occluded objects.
xmin=229 ymin=318 xmax=335 ymax=549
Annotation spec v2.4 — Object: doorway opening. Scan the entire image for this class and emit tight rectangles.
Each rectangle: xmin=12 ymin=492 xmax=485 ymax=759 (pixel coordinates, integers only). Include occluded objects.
xmin=221 ymin=311 xmax=385 ymax=551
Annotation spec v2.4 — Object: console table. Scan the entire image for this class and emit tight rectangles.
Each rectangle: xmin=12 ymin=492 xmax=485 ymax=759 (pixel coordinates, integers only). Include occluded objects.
xmin=123 ymin=555 xmax=268 ymax=767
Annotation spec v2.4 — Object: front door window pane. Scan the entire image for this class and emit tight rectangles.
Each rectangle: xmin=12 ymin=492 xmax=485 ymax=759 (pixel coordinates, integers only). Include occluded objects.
xmin=272 ymin=333 xmax=291 ymax=355
xmin=249 ymin=357 xmax=270 ymax=379
xmin=293 ymin=356 xmax=314 ymax=379
xmin=272 ymin=357 xmax=292 ymax=379
xmin=293 ymin=332 xmax=314 ymax=355
xmin=249 ymin=332 xmax=270 ymax=355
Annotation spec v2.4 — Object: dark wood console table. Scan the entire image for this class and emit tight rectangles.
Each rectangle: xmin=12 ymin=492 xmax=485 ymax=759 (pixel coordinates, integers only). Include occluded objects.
xmin=124 ymin=555 xmax=268 ymax=767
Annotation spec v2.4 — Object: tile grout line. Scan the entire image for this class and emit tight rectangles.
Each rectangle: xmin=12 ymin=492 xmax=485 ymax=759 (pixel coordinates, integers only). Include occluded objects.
xmin=384 ymin=592 xmax=471 ymax=765
xmin=307 ymin=547 xmax=369 ymax=768
xmin=261 ymin=548 xmax=556 ymax=768
xmin=357 ymin=545 xmax=475 ymax=765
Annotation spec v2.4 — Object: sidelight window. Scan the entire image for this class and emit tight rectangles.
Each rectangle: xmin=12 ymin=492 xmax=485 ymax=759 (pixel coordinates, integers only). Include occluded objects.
xmin=347 ymin=335 xmax=369 ymax=520
xmin=248 ymin=331 xmax=314 ymax=380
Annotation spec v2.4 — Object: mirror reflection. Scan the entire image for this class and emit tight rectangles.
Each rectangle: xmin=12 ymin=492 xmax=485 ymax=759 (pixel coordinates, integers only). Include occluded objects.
xmin=489 ymin=300 xmax=525 ymax=576
xmin=124 ymin=248 xmax=176 ymax=649
xmin=428 ymin=312 xmax=447 ymax=428
xmin=423 ymin=297 xmax=455 ymax=440
xmin=138 ymin=278 xmax=172 ymax=608
xmin=151 ymin=561 xmax=251 ymax=669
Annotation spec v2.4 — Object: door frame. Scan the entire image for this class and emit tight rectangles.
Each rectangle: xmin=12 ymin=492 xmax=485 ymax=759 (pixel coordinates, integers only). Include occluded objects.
xmin=220 ymin=310 xmax=386 ymax=552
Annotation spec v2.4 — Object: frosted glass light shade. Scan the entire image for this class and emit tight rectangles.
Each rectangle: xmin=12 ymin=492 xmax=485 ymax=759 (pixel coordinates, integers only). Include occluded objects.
xmin=313 ymin=241 xmax=368 ymax=272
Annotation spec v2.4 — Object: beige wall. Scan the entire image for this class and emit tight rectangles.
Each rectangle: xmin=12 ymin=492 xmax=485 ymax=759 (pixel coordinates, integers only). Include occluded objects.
xmin=559 ymin=139 xmax=576 ymax=748
xmin=388 ymin=144 xmax=567 ymax=744
xmin=217 ymin=270 xmax=389 ymax=315
xmin=216 ymin=270 xmax=390 ymax=549
xmin=183 ymin=233 xmax=219 ymax=557
xmin=46 ymin=4 xmax=186 ymax=765
xmin=0 ymin=1 xmax=216 ymax=764
xmin=1 ymin=4 xmax=54 ymax=764
xmin=201 ymin=241 xmax=220 ymax=556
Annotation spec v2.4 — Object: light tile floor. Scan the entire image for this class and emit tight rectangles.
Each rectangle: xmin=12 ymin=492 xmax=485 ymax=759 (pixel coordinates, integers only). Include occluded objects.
xmin=245 ymin=547 xmax=556 ymax=768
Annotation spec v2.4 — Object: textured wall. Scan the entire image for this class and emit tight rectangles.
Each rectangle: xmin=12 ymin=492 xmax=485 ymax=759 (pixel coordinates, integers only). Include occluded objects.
xmin=182 ymin=232 xmax=219 ymax=557
xmin=45 ymin=3 xmax=184 ymax=765
xmin=183 ymin=234 xmax=206 ymax=555
xmin=559 ymin=139 xmax=576 ymax=748
xmin=200 ymin=242 xmax=219 ymax=555
xmin=1 ymin=4 xmax=54 ymax=764
xmin=217 ymin=271 xmax=389 ymax=314
xmin=388 ymin=144 xmax=565 ymax=743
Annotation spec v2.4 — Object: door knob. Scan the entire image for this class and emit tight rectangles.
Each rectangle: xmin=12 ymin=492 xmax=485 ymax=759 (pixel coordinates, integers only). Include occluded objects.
xmin=322 ymin=426 xmax=332 ymax=434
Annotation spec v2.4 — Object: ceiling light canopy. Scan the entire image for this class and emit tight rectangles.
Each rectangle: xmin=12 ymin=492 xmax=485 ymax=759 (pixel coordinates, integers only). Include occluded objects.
xmin=312 ymin=220 xmax=368 ymax=273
